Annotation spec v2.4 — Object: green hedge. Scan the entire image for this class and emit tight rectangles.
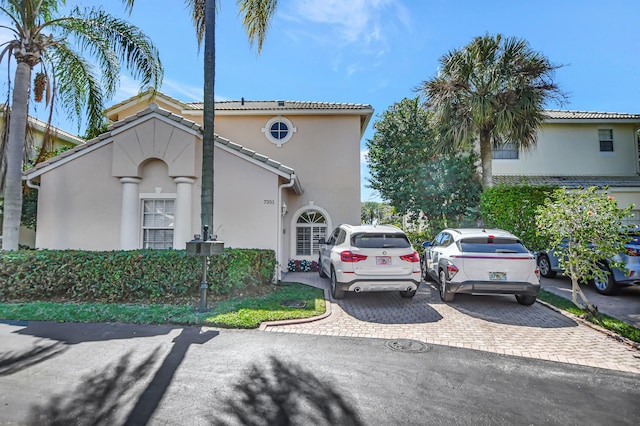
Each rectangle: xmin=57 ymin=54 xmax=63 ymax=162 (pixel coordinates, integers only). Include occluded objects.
xmin=0 ymin=249 xmax=275 ymax=303
xmin=480 ymin=184 xmax=557 ymax=252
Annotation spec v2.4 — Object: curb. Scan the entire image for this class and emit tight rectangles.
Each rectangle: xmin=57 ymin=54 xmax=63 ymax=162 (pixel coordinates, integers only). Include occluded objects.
xmin=258 ymin=286 xmax=333 ymax=331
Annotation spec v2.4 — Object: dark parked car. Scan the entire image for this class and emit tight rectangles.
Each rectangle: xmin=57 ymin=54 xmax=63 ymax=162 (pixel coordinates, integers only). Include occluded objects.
xmin=537 ymin=234 xmax=640 ymax=295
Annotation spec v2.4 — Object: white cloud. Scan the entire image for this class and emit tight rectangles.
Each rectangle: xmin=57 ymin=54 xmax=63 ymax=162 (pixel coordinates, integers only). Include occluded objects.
xmin=360 ymin=148 xmax=369 ymax=164
xmin=283 ymin=0 xmax=411 ymax=47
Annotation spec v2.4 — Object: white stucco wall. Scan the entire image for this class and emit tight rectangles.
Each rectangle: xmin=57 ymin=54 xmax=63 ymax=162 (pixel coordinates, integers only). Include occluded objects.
xmin=493 ymin=123 xmax=639 ymax=176
xmin=36 ymin=143 xmax=122 ymax=250
xmin=213 ymin=148 xmax=279 ymax=251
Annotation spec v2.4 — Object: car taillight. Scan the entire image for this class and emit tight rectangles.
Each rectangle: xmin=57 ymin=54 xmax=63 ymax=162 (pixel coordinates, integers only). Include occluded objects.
xmin=535 ymin=267 xmax=540 ymax=280
xmin=446 ymin=263 xmax=459 ymax=279
xmin=400 ymin=251 xmax=420 ymax=263
xmin=626 ymin=247 xmax=640 ymax=256
xmin=340 ymin=251 xmax=367 ymax=262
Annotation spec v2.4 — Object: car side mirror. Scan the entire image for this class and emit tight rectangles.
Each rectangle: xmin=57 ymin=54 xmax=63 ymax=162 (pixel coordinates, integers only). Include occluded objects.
xmin=319 ymin=238 xmax=326 ymax=245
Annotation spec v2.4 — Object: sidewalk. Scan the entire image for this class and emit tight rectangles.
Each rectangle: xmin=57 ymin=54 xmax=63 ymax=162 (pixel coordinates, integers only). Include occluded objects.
xmin=265 ymin=272 xmax=640 ymax=374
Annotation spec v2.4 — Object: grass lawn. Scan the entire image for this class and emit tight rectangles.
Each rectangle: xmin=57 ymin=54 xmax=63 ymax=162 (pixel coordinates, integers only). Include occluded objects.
xmin=0 ymin=282 xmax=325 ymax=329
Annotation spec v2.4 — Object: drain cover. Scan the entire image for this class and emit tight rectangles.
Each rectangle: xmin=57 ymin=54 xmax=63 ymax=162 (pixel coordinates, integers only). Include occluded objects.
xmin=280 ymin=300 xmax=307 ymax=308
xmin=385 ymin=339 xmax=430 ymax=353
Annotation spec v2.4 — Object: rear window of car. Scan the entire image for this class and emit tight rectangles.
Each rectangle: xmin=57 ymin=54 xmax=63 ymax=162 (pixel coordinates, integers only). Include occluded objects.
xmin=458 ymin=237 xmax=528 ymax=254
xmin=351 ymin=233 xmax=411 ymax=249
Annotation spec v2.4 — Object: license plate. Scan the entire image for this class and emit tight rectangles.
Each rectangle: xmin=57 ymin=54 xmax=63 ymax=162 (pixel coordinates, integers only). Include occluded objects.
xmin=489 ymin=272 xmax=506 ymax=281
xmin=376 ymin=256 xmax=392 ymax=265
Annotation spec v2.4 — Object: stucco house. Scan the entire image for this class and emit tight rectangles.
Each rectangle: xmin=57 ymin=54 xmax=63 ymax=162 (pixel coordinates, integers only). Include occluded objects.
xmin=23 ymin=91 xmax=373 ymax=276
xmin=492 ymin=110 xmax=640 ymax=224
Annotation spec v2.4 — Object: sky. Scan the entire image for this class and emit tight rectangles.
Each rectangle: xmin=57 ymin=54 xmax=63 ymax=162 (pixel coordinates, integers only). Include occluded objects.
xmin=1 ymin=0 xmax=640 ymax=202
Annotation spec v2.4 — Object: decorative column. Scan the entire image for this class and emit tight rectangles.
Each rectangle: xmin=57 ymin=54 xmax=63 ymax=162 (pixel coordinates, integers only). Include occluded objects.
xmin=174 ymin=177 xmax=195 ymax=249
xmin=120 ymin=177 xmax=142 ymax=250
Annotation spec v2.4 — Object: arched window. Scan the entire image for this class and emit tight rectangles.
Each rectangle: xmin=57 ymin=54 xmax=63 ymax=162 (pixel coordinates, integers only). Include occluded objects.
xmin=296 ymin=209 xmax=327 ymax=257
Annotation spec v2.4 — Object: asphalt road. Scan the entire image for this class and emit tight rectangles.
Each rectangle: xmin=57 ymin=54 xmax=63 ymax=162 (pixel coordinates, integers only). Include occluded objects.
xmin=541 ymin=276 xmax=640 ymax=328
xmin=1 ymin=321 xmax=639 ymax=425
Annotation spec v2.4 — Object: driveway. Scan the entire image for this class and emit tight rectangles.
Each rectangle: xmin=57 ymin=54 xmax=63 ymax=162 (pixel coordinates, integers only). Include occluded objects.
xmin=265 ymin=272 xmax=640 ymax=374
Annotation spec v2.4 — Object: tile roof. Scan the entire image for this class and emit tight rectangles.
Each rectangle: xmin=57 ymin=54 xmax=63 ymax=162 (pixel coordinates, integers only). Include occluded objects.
xmin=494 ymin=175 xmax=640 ymax=188
xmin=543 ymin=110 xmax=640 ymax=120
xmin=186 ymin=100 xmax=373 ymax=111
xmin=24 ymin=103 xmax=300 ymax=188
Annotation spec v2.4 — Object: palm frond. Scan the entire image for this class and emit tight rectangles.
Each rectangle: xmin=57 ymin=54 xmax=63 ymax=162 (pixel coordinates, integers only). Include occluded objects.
xmin=237 ymin=0 xmax=278 ymax=54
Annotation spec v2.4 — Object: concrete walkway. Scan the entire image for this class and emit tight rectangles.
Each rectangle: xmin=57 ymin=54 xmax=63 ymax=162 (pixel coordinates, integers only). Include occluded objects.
xmin=263 ymin=272 xmax=640 ymax=374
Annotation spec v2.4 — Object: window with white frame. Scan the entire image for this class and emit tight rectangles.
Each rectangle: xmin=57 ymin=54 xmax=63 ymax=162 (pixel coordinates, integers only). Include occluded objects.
xmin=295 ymin=209 xmax=327 ymax=256
xmin=262 ymin=116 xmax=297 ymax=147
xmin=142 ymin=199 xmax=175 ymax=249
xmin=492 ymin=142 xmax=519 ymax=159
xmin=599 ymin=129 xmax=614 ymax=152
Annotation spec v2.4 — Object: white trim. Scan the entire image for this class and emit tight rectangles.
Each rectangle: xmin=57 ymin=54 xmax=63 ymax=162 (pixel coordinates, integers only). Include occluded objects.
xmin=289 ymin=203 xmax=332 ymax=261
xmin=262 ymin=116 xmax=297 ymax=147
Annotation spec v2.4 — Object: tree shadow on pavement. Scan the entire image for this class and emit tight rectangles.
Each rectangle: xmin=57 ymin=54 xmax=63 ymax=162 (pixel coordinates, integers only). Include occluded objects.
xmin=24 ymin=326 xmax=218 ymax=426
xmin=209 ymin=356 xmax=364 ymax=426
xmin=0 ymin=341 xmax=66 ymax=376
xmin=433 ymin=289 xmax=579 ymax=328
xmin=335 ymin=286 xmax=443 ymax=325
xmin=27 ymin=349 xmax=160 ymax=426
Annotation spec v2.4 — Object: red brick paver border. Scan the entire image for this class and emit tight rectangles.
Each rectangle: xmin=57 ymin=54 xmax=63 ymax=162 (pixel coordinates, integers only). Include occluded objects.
xmin=262 ymin=272 xmax=640 ymax=374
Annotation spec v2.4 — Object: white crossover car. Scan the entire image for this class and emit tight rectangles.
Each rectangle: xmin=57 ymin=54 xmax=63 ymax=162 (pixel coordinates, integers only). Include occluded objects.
xmin=422 ymin=228 xmax=540 ymax=305
xmin=318 ymin=224 xmax=421 ymax=299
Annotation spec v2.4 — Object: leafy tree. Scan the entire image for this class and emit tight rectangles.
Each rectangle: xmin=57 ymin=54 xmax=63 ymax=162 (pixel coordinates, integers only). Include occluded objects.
xmin=419 ymin=33 xmax=564 ymax=188
xmin=126 ymin=0 xmax=278 ymax=238
xmin=366 ymin=97 xmax=482 ymax=236
xmin=536 ymin=187 xmax=633 ymax=315
xmin=360 ymin=201 xmax=399 ymax=225
xmin=0 ymin=0 xmax=163 ymax=250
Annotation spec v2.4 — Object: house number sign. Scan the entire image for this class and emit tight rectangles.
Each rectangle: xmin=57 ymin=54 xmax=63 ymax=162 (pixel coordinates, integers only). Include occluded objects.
xmin=264 ymin=200 xmax=275 ymax=205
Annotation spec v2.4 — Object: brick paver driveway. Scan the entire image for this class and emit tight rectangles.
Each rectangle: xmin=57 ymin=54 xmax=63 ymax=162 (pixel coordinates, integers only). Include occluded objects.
xmin=263 ymin=272 xmax=640 ymax=374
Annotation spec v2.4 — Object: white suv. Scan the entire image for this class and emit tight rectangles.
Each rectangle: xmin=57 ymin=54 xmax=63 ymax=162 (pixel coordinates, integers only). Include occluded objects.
xmin=318 ymin=224 xmax=421 ymax=299
xmin=422 ymin=228 xmax=540 ymax=305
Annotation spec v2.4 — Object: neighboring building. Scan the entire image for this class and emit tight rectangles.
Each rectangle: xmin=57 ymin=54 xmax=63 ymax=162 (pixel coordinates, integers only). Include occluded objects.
xmin=1 ymin=106 xmax=85 ymax=247
xmin=23 ymin=91 xmax=373 ymax=276
xmin=493 ymin=110 xmax=640 ymax=225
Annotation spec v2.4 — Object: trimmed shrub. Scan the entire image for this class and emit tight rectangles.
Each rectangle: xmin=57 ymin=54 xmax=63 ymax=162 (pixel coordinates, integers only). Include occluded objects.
xmin=480 ymin=184 xmax=557 ymax=252
xmin=0 ymin=249 xmax=275 ymax=303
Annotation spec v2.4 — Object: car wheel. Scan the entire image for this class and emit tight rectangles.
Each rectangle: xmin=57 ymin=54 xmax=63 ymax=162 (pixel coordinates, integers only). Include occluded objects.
xmin=438 ymin=269 xmax=454 ymax=302
xmin=330 ymin=268 xmax=345 ymax=299
xmin=399 ymin=289 xmax=416 ymax=298
xmin=318 ymin=258 xmax=327 ymax=278
xmin=593 ymin=267 xmax=618 ymax=295
xmin=422 ymin=261 xmax=433 ymax=282
xmin=515 ymin=294 xmax=537 ymax=306
xmin=537 ymin=254 xmax=557 ymax=278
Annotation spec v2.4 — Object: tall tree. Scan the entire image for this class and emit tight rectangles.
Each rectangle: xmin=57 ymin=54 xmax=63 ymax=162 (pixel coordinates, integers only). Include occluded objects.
xmin=126 ymin=0 xmax=278 ymax=238
xmin=366 ymin=97 xmax=482 ymax=233
xmin=0 ymin=0 xmax=163 ymax=250
xmin=419 ymin=33 xmax=564 ymax=188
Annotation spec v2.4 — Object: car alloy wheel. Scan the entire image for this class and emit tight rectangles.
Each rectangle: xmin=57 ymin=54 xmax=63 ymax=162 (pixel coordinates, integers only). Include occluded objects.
xmin=537 ymin=255 xmax=556 ymax=278
xmin=438 ymin=269 xmax=454 ymax=302
xmin=330 ymin=268 xmax=344 ymax=299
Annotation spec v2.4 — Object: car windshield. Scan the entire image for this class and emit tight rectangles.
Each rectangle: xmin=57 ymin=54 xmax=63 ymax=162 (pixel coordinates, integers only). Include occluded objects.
xmin=458 ymin=237 xmax=528 ymax=254
xmin=351 ymin=232 xmax=411 ymax=249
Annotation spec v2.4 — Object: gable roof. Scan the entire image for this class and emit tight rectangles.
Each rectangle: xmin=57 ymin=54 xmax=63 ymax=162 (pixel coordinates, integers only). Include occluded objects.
xmin=23 ymin=103 xmax=303 ymax=194
xmin=0 ymin=105 xmax=85 ymax=147
xmin=494 ymin=175 xmax=640 ymax=188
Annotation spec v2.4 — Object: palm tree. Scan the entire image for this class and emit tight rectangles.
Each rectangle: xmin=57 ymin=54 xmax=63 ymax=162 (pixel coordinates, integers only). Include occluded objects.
xmin=419 ymin=33 xmax=565 ymax=188
xmin=126 ymin=0 xmax=277 ymax=238
xmin=0 ymin=0 xmax=163 ymax=250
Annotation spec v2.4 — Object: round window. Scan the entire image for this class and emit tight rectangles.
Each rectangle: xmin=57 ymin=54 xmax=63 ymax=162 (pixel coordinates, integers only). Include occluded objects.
xmin=262 ymin=116 xmax=296 ymax=147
